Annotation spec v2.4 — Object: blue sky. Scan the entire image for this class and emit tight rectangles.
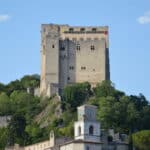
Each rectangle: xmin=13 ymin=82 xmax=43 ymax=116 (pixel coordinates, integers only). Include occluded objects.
xmin=0 ymin=0 xmax=150 ymax=100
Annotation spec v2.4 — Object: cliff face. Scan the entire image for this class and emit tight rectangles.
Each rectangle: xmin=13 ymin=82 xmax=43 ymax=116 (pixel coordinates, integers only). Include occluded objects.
xmin=35 ymin=96 xmax=62 ymax=128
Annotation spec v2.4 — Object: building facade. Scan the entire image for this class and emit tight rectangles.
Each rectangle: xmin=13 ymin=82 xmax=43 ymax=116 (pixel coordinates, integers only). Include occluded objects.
xmin=40 ymin=24 xmax=110 ymax=96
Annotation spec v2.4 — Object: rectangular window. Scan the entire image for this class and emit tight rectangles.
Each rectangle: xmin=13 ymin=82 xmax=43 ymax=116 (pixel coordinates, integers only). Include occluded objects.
xmin=81 ymin=66 xmax=86 ymax=70
xmin=92 ymin=28 xmax=97 ymax=32
xmin=76 ymin=44 xmax=80 ymax=51
xmin=91 ymin=45 xmax=95 ymax=50
xmin=80 ymin=28 xmax=85 ymax=32
xmin=69 ymin=28 xmax=74 ymax=32
xmin=69 ymin=66 xmax=74 ymax=70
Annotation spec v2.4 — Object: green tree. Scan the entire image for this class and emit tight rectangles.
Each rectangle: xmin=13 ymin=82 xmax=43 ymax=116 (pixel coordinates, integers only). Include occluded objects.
xmin=0 ymin=127 xmax=8 ymax=149
xmin=25 ymin=123 xmax=44 ymax=144
xmin=0 ymin=92 xmax=12 ymax=115
xmin=62 ymin=82 xmax=91 ymax=110
xmin=7 ymin=113 xmax=27 ymax=146
xmin=20 ymin=74 xmax=40 ymax=88
xmin=10 ymin=91 xmax=40 ymax=122
xmin=97 ymin=96 xmax=139 ymax=132
xmin=132 ymin=130 xmax=150 ymax=150
xmin=6 ymin=80 xmax=24 ymax=95
xmin=94 ymin=80 xmax=124 ymax=100
xmin=0 ymin=82 xmax=5 ymax=93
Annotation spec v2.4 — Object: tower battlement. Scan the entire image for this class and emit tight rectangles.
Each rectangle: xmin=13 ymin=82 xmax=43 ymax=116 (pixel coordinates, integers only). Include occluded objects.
xmin=40 ymin=23 xmax=110 ymax=96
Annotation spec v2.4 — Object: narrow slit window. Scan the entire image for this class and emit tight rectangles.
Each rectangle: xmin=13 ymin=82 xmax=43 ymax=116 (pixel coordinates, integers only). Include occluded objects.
xmin=52 ymin=45 xmax=55 ymax=48
xmin=76 ymin=44 xmax=80 ymax=51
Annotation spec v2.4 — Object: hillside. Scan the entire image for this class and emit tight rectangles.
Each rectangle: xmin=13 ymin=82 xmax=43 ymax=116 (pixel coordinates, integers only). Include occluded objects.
xmin=0 ymin=75 xmax=150 ymax=149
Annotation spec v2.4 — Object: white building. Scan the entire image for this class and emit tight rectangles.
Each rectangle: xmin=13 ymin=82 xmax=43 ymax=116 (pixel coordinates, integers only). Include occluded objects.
xmin=60 ymin=105 xmax=103 ymax=150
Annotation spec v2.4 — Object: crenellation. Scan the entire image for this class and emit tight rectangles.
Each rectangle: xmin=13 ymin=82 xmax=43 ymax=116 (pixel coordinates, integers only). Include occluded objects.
xmin=40 ymin=23 xmax=110 ymax=96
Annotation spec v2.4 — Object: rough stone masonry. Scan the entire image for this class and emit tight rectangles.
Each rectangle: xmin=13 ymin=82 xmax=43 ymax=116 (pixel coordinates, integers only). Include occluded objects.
xmin=40 ymin=24 xmax=110 ymax=97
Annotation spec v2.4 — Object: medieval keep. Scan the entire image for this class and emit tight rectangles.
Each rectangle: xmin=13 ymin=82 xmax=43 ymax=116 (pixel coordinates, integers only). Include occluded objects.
xmin=40 ymin=24 xmax=110 ymax=97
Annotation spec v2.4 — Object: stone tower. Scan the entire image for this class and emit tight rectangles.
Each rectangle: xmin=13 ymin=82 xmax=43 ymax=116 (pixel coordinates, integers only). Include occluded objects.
xmin=40 ymin=24 xmax=110 ymax=96
xmin=74 ymin=105 xmax=101 ymax=142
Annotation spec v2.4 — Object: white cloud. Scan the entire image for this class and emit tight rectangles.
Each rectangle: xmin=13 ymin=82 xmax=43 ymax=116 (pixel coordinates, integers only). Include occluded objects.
xmin=0 ymin=14 xmax=11 ymax=23
xmin=137 ymin=11 xmax=150 ymax=24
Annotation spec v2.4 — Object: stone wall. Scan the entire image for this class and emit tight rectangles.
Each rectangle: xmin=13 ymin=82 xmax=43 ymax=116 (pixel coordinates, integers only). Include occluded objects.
xmin=40 ymin=24 xmax=110 ymax=97
xmin=0 ymin=116 xmax=11 ymax=127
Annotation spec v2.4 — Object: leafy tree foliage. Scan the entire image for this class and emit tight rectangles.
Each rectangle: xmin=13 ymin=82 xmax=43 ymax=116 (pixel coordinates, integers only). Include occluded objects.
xmin=132 ymin=130 xmax=150 ymax=150
xmin=0 ymin=92 xmax=13 ymax=115
xmin=20 ymin=74 xmax=40 ymax=88
xmin=0 ymin=75 xmax=150 ymax=148
xmin=0 ymin=83 xmax=6 ymax=93
xmin=94 ymin=80 xmax=125 ymax=99
xmin=10 ymin=91 xmax=41 ymax=120
xmin=7 ymin=113 xmax=27 ymax=146
xmin=94 ymin=81 xmax=150 ymax=133
xmin=25 ymin=123 xmax=46 ymax=144
xmin=62 ymin=82 xmax=92 ymax=110
xmin=6 ymin=80 xmax=24 ymax=95
xmin=1 ymin=74 xmax=40 ymax=96
xmin=0 ymin=127 xmax=8 ymax=149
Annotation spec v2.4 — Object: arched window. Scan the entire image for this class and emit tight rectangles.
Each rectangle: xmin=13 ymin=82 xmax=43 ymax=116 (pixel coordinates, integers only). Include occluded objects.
xmin=89 ymin=125 xmax=94 ymax=135
xmin=78 ymin=126 xmax=81 ymax=136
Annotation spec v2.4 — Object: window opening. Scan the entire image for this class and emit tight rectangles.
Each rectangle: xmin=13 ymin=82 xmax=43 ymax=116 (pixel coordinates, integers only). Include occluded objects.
xmin=76 ymin=44 xmax=80 ymax=51
xmin=91 ymin=45 xmax=95 ymax=50
xmin=89 ymin=125 xmax=94 ymax=135
xmin=78 ymin=126 xmax=81 ymax=136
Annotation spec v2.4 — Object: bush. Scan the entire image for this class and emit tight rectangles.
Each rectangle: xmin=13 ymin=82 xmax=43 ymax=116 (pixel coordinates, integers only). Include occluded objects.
xmin=132 ymin=130 xmax=150 ymax=150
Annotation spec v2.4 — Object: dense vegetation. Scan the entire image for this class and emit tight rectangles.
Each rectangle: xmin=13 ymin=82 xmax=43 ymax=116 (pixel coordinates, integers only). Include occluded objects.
xmin=132 ymin=130 xmax=150 ymax=150
xmin=0 ymin=76 xmax=150 ymax=149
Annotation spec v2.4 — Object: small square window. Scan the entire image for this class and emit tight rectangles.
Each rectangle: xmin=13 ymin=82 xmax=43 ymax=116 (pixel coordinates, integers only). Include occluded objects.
xmin=69 ymin=66 xmax=74 ymax=70
xmin=92 ymin=28 xmax=97 ymax=32
xmin=81 ymin=66 xmax=86 ymax=70
xmin=91 ymin=45 xmax=95 ymax=50
xmin=69 ymin=28 xmax=74 ymax=32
